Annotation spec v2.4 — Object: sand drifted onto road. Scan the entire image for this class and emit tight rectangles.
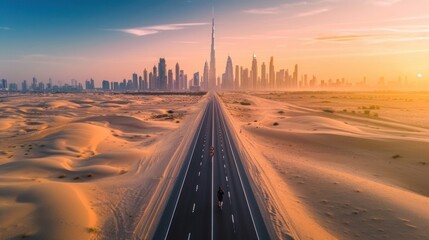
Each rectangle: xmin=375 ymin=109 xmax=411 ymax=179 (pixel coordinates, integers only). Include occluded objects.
xmin=219 ymin=92 xmax=429 ymax=240
xmin=0 ymin=93 xmax=207 ymax=240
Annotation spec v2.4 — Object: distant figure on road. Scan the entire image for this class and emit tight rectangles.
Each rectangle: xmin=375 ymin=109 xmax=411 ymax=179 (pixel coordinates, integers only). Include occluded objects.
xmin=217 ymin=186 xmax=224 ymax=210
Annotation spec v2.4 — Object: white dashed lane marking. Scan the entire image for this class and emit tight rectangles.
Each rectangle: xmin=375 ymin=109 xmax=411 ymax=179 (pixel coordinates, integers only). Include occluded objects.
xmin=188 ymin=232 xmax=191 ymax=240
xmin=192 ymin=203 xmax=196 ymax=213
xmin=226 ymin=176 xmax=228 ymax=182
xmin=198 ymin=171 xmax=200 ymax=176
xmin=231 ymin=214 xmax=235 ymax=224
xmin=196 ymin=185 xmax=199 ymax=192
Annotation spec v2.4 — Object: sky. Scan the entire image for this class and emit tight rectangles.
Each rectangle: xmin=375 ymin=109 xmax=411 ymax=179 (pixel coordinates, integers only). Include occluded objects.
xmin=0 ymin=0 xmax=428 ymax=86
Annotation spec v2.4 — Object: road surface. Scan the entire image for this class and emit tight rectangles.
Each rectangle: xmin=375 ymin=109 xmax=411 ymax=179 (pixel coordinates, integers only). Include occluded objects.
xmin=154 ymin=95 xmax=270 ymax=240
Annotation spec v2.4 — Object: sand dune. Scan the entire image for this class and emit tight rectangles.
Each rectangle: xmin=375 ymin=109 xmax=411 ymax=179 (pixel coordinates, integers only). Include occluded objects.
xmin=77 ymin=115 xmax=162 ymax=134
xmin=220 ymin=92 xmax=429 ymax=240
xmin=0 ymin=119 xmax=13 ymax=130
xmin=0 ymin=93 xmax=207 ymax=239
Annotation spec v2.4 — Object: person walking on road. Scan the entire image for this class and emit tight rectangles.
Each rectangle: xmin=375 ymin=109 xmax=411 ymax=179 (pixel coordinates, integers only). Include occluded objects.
xmin=217 ymin=186 xmax=224 ymax=210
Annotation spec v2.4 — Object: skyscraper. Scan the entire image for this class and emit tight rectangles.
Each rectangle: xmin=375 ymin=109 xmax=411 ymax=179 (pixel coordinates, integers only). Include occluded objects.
xmin=203 ymin=61 xmax=209 ymax=90
xmin=179 ymin=70 xmax=184 ymax=91
xmin=209 ymin=16 xmax=216 ymax=89
xmin=32 ymin=77 xmax=38 ymax=91
xmin=158 ymin=58 xmax=167 ymax=90
xmin=293 ymin=64 xmax=298 ymax=88
xmin=22 ymin=80 xmax=28 ymax=93
xmin=261 ymin=62 xmax=267 ymax=88
xmin=175 ymin=63 xmax=180 ymax=90
xmin=193 ymin=72 xmax=200 ymax=87
xmin=235 ymin=65 xmax=240 ymax=89
xmin=151 ymin=65 xmax=157 ymax=90
xmin=222 ymin=55 xmax=234 ymax=90
xmin=168 ymin=69 xmax=173 ymax=90
xmin=269 ymin=57 xmax=275 ymax=89
xmin=102 ymin=80 xmax=110 ymax=90
xmin=143 ymin=68 xmax=148 ymax=90
xmin=1 ymin=79 xmax=7 ymax=90
xmin=132 ymin=73 xmax=138 ymax=90
xmin=251 ymin=54 xmax=258 ymax=89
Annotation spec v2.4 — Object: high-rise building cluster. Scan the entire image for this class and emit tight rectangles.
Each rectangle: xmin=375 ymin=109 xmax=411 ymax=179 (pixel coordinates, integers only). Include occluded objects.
xmin=102 ymin=58 xmax=204 ymax=92
xmin=215 ymin=54 xmax=300 ymax=91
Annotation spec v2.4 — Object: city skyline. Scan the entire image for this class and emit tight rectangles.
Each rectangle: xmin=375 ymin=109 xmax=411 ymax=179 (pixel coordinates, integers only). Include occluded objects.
xmin=1 ymin=0 xmax=428 ymax=86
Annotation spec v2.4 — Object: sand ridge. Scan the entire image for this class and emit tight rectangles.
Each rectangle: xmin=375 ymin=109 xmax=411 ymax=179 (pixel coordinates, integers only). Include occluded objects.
xmin=219 ymin=91 xmax=429 ymax=240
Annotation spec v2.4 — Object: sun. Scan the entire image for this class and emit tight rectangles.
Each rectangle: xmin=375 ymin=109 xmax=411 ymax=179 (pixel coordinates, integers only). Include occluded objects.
xmin=417 ymin=73 xmax=423 ymax=78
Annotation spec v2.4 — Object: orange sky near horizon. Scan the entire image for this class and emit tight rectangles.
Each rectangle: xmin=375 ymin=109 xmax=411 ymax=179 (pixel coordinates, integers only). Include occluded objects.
xmin=1 ymin=0 xmax=428 ymax=88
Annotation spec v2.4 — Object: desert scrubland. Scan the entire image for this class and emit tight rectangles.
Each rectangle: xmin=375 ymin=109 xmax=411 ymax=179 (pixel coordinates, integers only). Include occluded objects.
xmin=0 ymin=93 xmax=207 ymax=240
xmin=220 ymin=91 xmax=429 ymax=240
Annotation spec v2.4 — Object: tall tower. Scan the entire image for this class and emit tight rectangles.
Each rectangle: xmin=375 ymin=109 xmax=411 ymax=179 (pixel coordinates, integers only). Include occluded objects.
xmin=209 ymin=16 xmax=216 ymax=90
xmin=175 ymin=63 xmax=180 ymax=90
xmin=251 ymin=53 xmax=258 ymax=89
xmin=235 ymin=65 xmax=240 ymax=90
xmin=168 ymin=69 xmax=173 ymax=90
xmin=293 ymin=64 xmax=298 ymax=88
xmin=203 ymin=61 xmax=209 ymax=90
xmin=158 ymin=58 xmax=167 ymax=90
xmin=222 ymin=55 xmax=233 ymax=90
xmin=269 ymin=56 xmax=275 ymax=89
xmin=132 ymin=73 xmax=138 ymax=90
xmin=261 ymin=62 xmax=266 ymax=88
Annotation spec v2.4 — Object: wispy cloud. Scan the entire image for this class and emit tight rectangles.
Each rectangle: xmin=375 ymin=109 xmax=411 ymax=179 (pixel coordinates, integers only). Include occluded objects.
xmin=0 ymin=27 xmax=10 ymax=30
xmin=174 ymin=41 xmax=199 ymax=44
xmin=111 ymin=22 xmax=209 ymax=37
xmin=312 ymin=26 xmax=429 ymax=44
xmin=369 ymin=0 xmax=402 ymax=6
xmin=243 ymin=7 xmax=279 ymax=15
xmin=295 ymin=8 xmax=330 ymax=17
xmin=314 ymin=34 xmax=380 ymax=42
xmin=222 ymin=35 xmax=290 ymax=40
xmin=243 ymin=0 xmax=334 ymax=15
xmin=384 ymin=15 xmax=429 ymax=22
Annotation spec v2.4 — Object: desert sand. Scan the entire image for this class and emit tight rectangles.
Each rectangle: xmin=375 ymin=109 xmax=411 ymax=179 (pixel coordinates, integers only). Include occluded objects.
xmin=0 ymin=93 xmax=207 ymax=240
xmin=219 ymin=91 xmax=429 ymax=240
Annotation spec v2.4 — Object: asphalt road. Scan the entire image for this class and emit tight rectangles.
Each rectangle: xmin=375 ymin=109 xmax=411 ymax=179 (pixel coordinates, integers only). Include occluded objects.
xmin=154 ymin=95 xmax=270 ymax=240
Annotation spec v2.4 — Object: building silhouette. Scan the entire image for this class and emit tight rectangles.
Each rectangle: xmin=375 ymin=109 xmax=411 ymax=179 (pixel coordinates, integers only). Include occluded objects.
xmin=1 ymin=79 xmax=7 ymax=90
xmin=143 ymin=68 xmax=148 ymax=90
xmin=132 ymin=73 xmax=138 ymax=90
xmin=202 ymin=61 xmax=209 ymax=90
xmin=175 ymin=63 xmax=180 ymax=90
xmin=269 ymin=57 xmax=275 ymax=89
xmin=168 ymin=69 xmax=173 ymax=90
xmin=102 ymin=80 xmax=110 ymax=90
xmin=261 ymin=62 xmax=267 ymax=88
xmin=209 ymin=17 xmax=216 ymax=89
xmin=235 ymin=65 xmax=240 ymax=89
xmin=293 ymin=64 xmax=298 ymax=88
xmin=222 ymin=55 xmax=234 ymax=90
xmin=251 ymin=54 xmax=257 ymax=89
xmin=158 ymin=58 xmax=167 ymax=90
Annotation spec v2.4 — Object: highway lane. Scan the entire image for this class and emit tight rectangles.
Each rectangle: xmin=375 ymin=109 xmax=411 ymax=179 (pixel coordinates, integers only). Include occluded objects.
xmin=154 ymin=95 xmax=270 ymax=240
